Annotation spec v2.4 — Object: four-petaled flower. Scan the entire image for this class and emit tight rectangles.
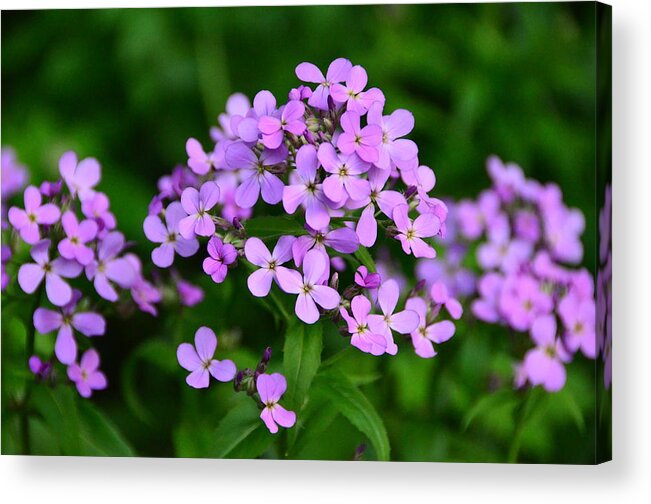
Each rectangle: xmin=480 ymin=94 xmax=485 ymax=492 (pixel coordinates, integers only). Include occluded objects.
xmin=522 ymin=315 xmax=571 ymax=392
xmin=258 ymin=100 xmax=306 ymax=149
xmin=276 ymin=249 xmax=340 ymax=324
xmin=18 ymin=239 xmax=82 ymax=306
xmin=256 ymin=373 xmax=296 ymax=434
xmin=392 ymin=204 xmax=439 ymax=258
xmin=340 ymin=294 xmax=387 ymax=355
xmin=203 ymin=236 xmax=237 ymax=284
xmin=8 ymin=186 xmax=61 ymax=244
xmin=85 ymin=231 xmax=136 ymax=302
xmin=244 ymin=236 xmax=296 ymax=297
xmin=179 ymin=181 xmax=221 ymax=238
xmin=368 ymin=279 xmax=419 ymax=355
xmin=58 ymin=210 xmax=98 ymax=265
xmin=318 ymin=143 xmax=371 ymax=204
xmin=406 ymin=296 xmax=456 ymax=359
xmin=295 ymin=58 xmax=352 ymax=110
xmin=336 ymin=110 xmax=382 ymax=164
xmin=58 ymin=151 xmax=101 ymax=200
xmin=330 ymin=65 xmax=385 ymax=114
xmin=177 ymin=326 xmax=236 ymax=389
xmin=67 ymin=349 xmax=108 ymax=398
xmin=34 ymin=290 xmax=105 ymax=364
xmin=144 ymin=201 xmax=200 ymax=267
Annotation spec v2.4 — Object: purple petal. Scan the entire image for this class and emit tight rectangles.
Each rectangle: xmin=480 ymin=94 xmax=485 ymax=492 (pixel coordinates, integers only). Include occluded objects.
xmin=209 ymin=359 xmax=236 ymax=382
xmin=325 ymin=227 xmax=359 ymax=253
xmin=34 ymin=308 xmax=63 ymax=333
xmin=143 ymin=216 xmax=167 ymax=243
xmin=94 ymin=274 xmax=118 ymax=302
xmin=260 ymin=407 xmax=278 ymax=433
xmin=390 ymin=309 xmax=420 ymax=334
xmin=413 ymin=213 xmax=441 ymax=238
xmin=357 ymin=204 xmax=377 ymax=247
xmin=244 ymin=237 xmax=271 ymax=267
xmin=531 ymin=315 xmax=557 ymax=347
xmin=253 ymin=90 xmax=277 ymax=117
xmin=271 ymin=404 xmax=296 ymax=429
xmin=72 ymin=312 xmax=106 ymax=337
xmin=247 ymin=267 xmax=274 ymax=297
xmin=426 ymin=320 xmax=455 ymax=344
xmin=194 ymin=326 xmax=217 ymax=362
xmin=311 ymin=284 xmax=340 ymax=310
xmin=276 ymin=267 xmax=303 ymax=294
xmin=272 ymin=236 xmax=296 ymax=264
xmin=177 ymin=342 xmax=202 ymax=371
xmin=235 ymin=174 xmax=261 ymax=208
xmin=259 ymin=172 xmax=284 ymax=205
xmin=377 ymin=279 xmax=399 ymax=316
xmin=295 ymin=62 xmax=325 ymax=83
xmin=106 ymin=258 xmax=136 ymax=288
xmin=80 ymin=349 xmax=100 ymax=372
xmin=186 ymin=368 xmax=209 ymax=389
xmin=326 ymin=57 xmax=352 ymax=83
xmin=304 ymin=196 xmax=330 ymax=230
xmin=302 ymin=249 xmax=327 ymax=285
xmin=180 ymin=187 xmax=201 ymax=215
xmin=55 ymin=325 xmax=77 ymax=365
xmin=36 ymin=204 xmax=61 ymax=225
xmin=152 ymin=243 xmax=175 ymax=268
xmin=45 ymin=274 xmax=72 ymax=306
xmin=295 ymin=292 xmax=319 ymax=323
xmin=347 ymin=65 xmax=368 ymax=92
xmin=386 ymin=109 xmax=414 ymax=138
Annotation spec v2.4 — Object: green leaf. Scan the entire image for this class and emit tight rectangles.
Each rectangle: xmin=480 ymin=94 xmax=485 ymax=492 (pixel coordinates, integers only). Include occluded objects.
xmin=287 ymin=394 xmax=338 ymax=458
xmin=121 ymin=339 xmax=178 ymax=425
xmin=354 ymin=247 xmax=377 ymax=273
xmin=283 ymin=321 xmax=323 ymax=412
xmin=76 ymin=399 xmax=136 ymax=456
xmin=313 ymin=370 xmax=390 ymax=461
xmin=210 ymin=400 xmax=273 ymax=459
xmin=32 ymin=385 xmax=81 ymax=455
xmin=244 ymin=215 xmax=307 ymax=240
xmin=462 ymin=389 xmax=519 ymax=431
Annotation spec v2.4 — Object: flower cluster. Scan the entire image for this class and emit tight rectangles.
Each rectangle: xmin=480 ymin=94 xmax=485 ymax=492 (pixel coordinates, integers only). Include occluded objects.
xmin=145 ymin=59 xmax=453 ymax=357
xmin=2 ymin=148 xmax=160 ymax=398
xmin=453 ymin=156 xmax=596 ymax=392
xmin=176 ymin=327 xmax=295 ymax=434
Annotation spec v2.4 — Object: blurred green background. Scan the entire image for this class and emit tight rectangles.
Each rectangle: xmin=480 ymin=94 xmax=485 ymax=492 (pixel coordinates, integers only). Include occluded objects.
xmin=2 ymin=3 xmax=606 ymax=462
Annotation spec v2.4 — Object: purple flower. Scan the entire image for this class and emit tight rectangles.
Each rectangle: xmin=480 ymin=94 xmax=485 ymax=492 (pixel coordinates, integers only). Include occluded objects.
xmin=18 ymin=239 xmax=82 ymax=306
xmin=212 ymin=92 xmax=251 ymax=141
xmin=177 ymin=279 xmax=204 ymax=307
xmin=258 ymin=100 xmax=306 ymax=149
xmin=186 ymin=138 xmax=216 ymax=176
xmin=429 ymin=281 xmax=463 ymax=320
xmin=34 ymin=291 xmax=105 ymax=364
xmin=179 ymin=181 xmax=221 ymax=239
xmin=202 ymin=236 xmax=237 ymax=284
xmin=125 ymin=253 xmax=161 ymax=316
xmin=499 ymin=274 xmax=553 ymax=332
xmin=355 ymin=167 xmax=406 ymax=247
xmin=276 ymin=249 xmax=340 ymax=324
xmin=67 ymin=349 xmax=107 ymax=398
xmin=330 ymin=65 xmax=385 ymax=114
xmin=368 ymin=279 xmax=419 ymax=355
xmin=225 ymin=142 xmax=285 ymax=209
xmin=85 ymin=231 xmax=136 ymax=302
xmin=58 ymin=151 xmax=101 ymax=200
xmin=292 ymin=226 xmax=359 ymax=268
xmin=522 ymin=315 xmax=571 ymax=392
xmin=282 ymin=144 xmax=331 ymax=230
xmin=471 ymin=272 xmax=504 ymax=323
xmin=8 ymin=186 xmax=61 ymax=244
xmin=340 ymin=294 xmax=387 ymax=355
xmin=354 ymin=265 xmax=381 ymax=289
xmin=392 ymin=204 xmax=439 ymax=258
xmin=81 ymin=192 xmax=117 ymax=236
xmin=1 ymin=147 xmax=28 ymax=200
xmin=229 ymin=90 xmax=277 ymax=143
xmin=477 ymin=218 xmax=532 ymax=273
xmin=40 ymin=180 xmax=63 ymax=198
xmin=318 ymin=143 xmax=371 ymax=204
xmin=244 ymin=236 xmax=296 ymax=297
xmin=367 ymin=102 xmax=418 ymax=170
xmin=336 ymin=110 xmax=382 ymax=164
xmin=177 ymin=326 xmax=236 ymax=388
xmin=406 ymin=296 xmax=455 ymax=359
xmin=1 ymin=244 xmax=12 ymax=291
xmin=256 ymin=373 xmax=296 ymax=434
xmin=558 ymin=292 xmax=596 ymax=359
xmin=144 ymin=201 xmax=200 ymax=267
xmin=58 ymin=210 xmax=98 ymax=266
xmin=29 ymin=355 xmax=52 ymax=380
xmin=295 ymin=58 xmax=352 ymax=110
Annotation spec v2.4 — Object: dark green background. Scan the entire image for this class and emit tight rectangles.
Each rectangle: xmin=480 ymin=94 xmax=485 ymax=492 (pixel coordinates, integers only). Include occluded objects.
xmin=2 ymin=3 xmax=607 ymax=462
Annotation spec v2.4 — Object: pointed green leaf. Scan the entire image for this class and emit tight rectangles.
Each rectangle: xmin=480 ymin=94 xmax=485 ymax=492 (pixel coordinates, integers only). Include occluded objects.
xmin=283 ymin=321 xmax=323 ymax=412
xmin=210 ymin=400 xmax=273 ymax=459
xmin=313 ymin=370 xmax=390 ymax=461
xmin=244 ymin=215 xmax=307 ymax=240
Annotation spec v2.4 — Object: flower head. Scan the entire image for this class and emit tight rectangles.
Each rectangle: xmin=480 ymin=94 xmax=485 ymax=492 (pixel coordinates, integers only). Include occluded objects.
xmin=144 ymin=201 xmax=200 ymax=267
xmin=202 ymin=236 xmax=237 ymax=284
xmin=256 ymin=372 xmax=296 ymax=434
xmin=177 ymin=326 xmax=236 ymax=388
xmin=8 ymin=186 xmax=61 ymax=244
xmin=67 ymin=349 xmax=107 ymax=398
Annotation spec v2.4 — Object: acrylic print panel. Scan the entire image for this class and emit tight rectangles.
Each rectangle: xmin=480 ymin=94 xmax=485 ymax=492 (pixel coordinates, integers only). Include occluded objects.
xmin=1 ymin=2 xmax=611 ymax=463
